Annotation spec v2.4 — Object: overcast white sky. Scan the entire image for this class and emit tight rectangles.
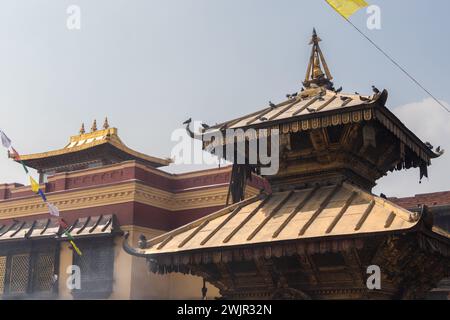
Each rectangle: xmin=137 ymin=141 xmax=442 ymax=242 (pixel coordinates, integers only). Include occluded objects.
xmin=0 ymin=0 xmax=449 ymax=198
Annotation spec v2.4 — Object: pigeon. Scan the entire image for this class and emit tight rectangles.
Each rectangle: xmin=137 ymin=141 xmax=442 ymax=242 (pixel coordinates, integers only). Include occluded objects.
xmin=335 ymin=86 xmax=342 ymax=93
xmin=372 ymin=85 xmax=380 ymax=94
xmin=306 ymin=107 xmax=316 ymax=113
xmin=360 ymin=96 xmax=371 ymax=102
xmin=436 ymin=146 xmax=445 ymax=155
xmin=380 ymin=193 xmax=387 ymax=199
xmin=291 ymin=92 xmax=298 ymax=98
xmin=201 ymin=123 xmax=210 ymax=129
xmin=269 ymin=101 xmax=276 ymax=108
xmin=182 ymin=118 xmax=192 ymax=125
xmin=260 ymin=117 xmax=268 ymax=121
xmin=354 ymin=92 xmax=359 ymax=95
xmin=286 ymin=94 xmax=291 ymax=99
xmin=340 ymin=96 xmax=351 ymax=101
xmin=425 ymin=142 xmax=434 ymax=149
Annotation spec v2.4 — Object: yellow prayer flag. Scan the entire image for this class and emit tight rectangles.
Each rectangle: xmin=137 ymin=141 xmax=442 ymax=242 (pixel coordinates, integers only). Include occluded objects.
xmin=70 ymin=240 xmax=83 ymax=256
xmin=29 ymin=176 xmax=40 ymax=193
xmin=325 ymin=0 xmax=369 ymax=19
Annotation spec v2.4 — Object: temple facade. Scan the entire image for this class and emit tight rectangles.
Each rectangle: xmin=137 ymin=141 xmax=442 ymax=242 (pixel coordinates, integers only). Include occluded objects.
xmin=125 ymin=30 xmax=450 ymax=300
xmin=0 ymin=120 xmax=266 ymax=299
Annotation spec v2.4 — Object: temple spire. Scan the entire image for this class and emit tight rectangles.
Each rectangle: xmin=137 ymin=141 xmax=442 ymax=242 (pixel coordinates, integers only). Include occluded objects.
xmin=79 ymin=123 xmax=85 ymax=135
xmin=103 ymin=117 xmax=110 ymax=129
xmin=91 ymin=119 xmax=97 ymax=132
xmin=303 ymin=28 xmax=334 ymax=89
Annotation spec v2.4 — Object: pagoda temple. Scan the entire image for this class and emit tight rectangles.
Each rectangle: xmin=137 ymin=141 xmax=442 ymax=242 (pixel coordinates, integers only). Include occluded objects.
xmin=124 ymin=30 xmax=450 ymax=300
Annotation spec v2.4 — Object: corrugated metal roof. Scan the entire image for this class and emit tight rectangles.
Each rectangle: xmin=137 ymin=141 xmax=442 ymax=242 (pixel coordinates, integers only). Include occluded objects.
xmin=137 ymin=183 xmax=426 ymax=255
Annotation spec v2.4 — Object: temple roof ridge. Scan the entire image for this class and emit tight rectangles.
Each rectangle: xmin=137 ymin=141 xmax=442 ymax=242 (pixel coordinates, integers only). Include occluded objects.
xmin=14 ymin=121 xmax=171 ymax=170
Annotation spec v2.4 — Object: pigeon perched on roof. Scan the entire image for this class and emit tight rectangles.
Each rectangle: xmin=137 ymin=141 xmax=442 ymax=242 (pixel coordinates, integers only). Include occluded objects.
xmin=335 ymin=87 xmax=342 ymax=93
xmin=372 ymin=85 xmax=380 ymax=94
xmin=360 ymin=96 xmax=371 ymax=102
xmin=425 ymin=142 xmax=434 ymax=149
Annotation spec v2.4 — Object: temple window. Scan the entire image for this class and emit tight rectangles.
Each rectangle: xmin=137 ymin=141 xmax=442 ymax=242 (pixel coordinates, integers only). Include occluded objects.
xmin=0 ymin=242 xmax=58 ymax=299
xmin=71 ymin=237 xmax=114 ymax=299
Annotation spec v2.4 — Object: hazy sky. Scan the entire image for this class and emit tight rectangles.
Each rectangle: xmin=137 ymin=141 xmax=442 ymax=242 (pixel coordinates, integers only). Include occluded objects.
xmin=0 ymin=0 xmax=449 ymax=197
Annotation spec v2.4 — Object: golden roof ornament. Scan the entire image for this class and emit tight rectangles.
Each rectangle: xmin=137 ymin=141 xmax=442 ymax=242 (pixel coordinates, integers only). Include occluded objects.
xmin=91 ymin=119 xmax=97 ymax=132
xmin=303 ymin=28 xmax=334 ymax=90
xmin=79 ymin=123 xmax=85 ymax=135
xmin=103 ymin=117 xmax=110 ymax=130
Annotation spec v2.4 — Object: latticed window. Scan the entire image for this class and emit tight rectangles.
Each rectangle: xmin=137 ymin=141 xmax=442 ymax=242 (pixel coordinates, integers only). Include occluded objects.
xmin=0 ymin=242 xmax=58 ymax=299
xmin=0 ymin=256 xmax=6 ymax=295
xmin=9 ymin=254 xmax=30 ymax=294
xmin=72 ymin=237 xmax=114 ymax=299
xmin=32 ymin=253 xmax=57 ymax=293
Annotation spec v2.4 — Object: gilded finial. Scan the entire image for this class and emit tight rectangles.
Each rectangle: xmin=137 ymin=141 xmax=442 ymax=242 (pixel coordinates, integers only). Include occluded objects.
xmin=103 ymin=117 xmax=110 ymax=129
xmin=303 ymin=28 xmax=333 ymax=90
xmin=79 ymin=123 xmax=85 ymax=135
xmin=91 ymin=119 xmax=97 ymax=132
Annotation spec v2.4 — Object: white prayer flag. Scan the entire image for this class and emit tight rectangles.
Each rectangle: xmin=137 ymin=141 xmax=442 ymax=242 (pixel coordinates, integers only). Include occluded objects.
xmin=0 ymin=130 xmax=11 ymax=149
xmin=47 ymin=202 xmax=60 ymax=217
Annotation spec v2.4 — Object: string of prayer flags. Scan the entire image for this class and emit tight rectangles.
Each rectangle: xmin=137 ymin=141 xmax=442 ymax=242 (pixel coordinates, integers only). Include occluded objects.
xmin=324 ymin=0 xmax=450 ymax=114
xmin=0 ymin=127 xmax=82 ymax=256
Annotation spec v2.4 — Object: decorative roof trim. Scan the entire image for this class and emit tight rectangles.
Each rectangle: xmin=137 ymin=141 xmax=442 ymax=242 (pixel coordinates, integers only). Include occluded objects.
xmin=16 ymin=127 xmax=171 ymax=168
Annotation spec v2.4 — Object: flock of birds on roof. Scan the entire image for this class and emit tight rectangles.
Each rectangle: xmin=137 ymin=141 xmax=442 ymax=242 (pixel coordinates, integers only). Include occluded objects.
xmin=183 ymin=85 xmax=383 ymax=129
xmin=182 ymin=84 xmax=443 ymax=157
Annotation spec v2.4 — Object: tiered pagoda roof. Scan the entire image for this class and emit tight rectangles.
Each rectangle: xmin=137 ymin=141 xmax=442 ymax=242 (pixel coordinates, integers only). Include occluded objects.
xmin=124 ymin=30 xmax=450 ymax=300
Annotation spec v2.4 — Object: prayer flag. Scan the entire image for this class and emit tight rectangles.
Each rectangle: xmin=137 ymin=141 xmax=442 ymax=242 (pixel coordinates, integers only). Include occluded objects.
xmin=47 ymin=202 xmax=59 ymax=217
xmin=325 ymin=0 xmax=369 ymax=19
xmin=0 ymin=130 xmax=11 ymax=149
xmin=39 ymin=189 xmax=47 ymax=202
xmin=70 ymin=240 xmax=82 ymax=256
xmin=29 ymin=176 xmax=40 ymax=193
xmin=64 ymin=231 xmax=74 ymax=241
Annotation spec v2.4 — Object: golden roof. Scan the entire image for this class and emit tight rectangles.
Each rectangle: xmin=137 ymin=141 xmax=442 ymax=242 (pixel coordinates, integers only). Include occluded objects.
xmin=17 ymin=126 xmax=171 ymax=168
xmin=208 ymin=89 xmax=377 ymax=130
xmin=127 ymin=182 xmax=443 ymax=256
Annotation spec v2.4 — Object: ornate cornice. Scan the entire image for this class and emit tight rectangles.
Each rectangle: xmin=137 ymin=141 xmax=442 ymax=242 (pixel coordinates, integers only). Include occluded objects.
xmin=0 ymin=180 xmax=259 ymax=220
